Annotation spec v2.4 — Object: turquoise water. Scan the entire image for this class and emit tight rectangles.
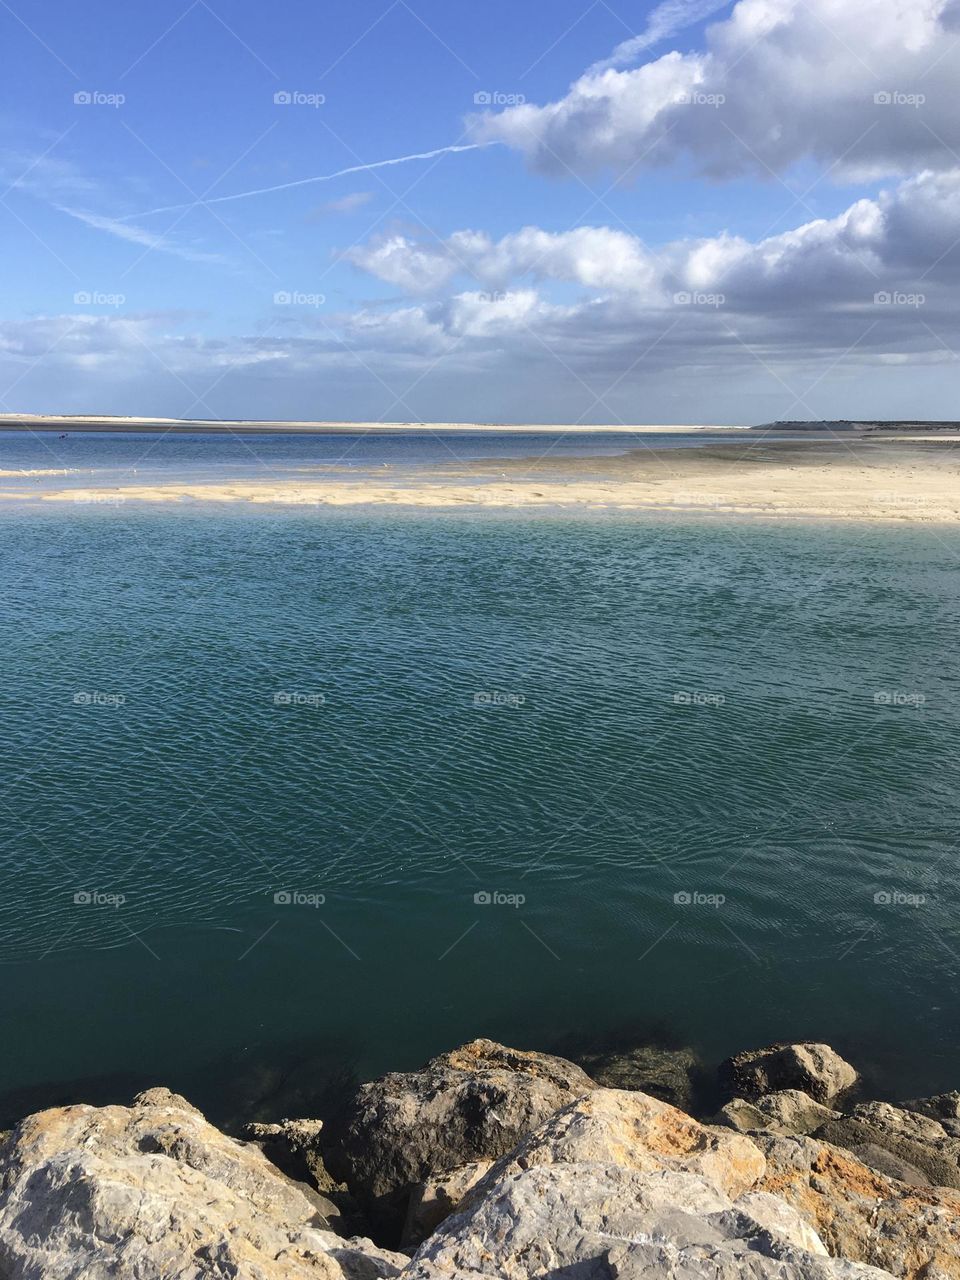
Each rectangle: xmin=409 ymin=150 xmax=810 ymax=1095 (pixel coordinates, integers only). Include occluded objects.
xmin=1 ymin=501 xmax=959 ymax=1123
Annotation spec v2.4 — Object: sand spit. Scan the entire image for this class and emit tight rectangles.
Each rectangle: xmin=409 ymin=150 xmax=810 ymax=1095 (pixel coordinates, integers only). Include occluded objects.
xmin=3 ymin=439 xmax=960 ymax=522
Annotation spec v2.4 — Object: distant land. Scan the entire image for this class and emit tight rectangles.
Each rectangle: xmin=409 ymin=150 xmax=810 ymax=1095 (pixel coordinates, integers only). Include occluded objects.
xmin=3 ymin=414 xmax=960 ymax=435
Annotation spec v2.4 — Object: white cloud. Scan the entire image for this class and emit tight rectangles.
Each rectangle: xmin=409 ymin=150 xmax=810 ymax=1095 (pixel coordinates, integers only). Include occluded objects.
xmin=346 ymin=226 xmax=662 ymax=296
xmin=473 ymin=0 xmax=960 ymax=181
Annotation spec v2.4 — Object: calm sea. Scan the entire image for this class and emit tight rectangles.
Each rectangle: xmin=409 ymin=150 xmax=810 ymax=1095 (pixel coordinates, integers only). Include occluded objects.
xmin=0 ymin=430 xmax=958 ymax=1125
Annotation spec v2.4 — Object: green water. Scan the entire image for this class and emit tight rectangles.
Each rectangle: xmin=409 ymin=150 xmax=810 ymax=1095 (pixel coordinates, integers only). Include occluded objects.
xmin=1 ymin=504 xmax=959 ymax=1123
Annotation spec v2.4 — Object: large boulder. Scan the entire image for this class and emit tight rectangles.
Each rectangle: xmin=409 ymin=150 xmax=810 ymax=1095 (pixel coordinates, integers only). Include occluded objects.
xmin=756 ymin=1131 xmax=960 ymax=1279
xmin=321 ymin=1039 xmax=594 ymax=1237
xmin=406 ymin=1162 xmax=895 ymax=1279
xmin=0 ymin=1087 xmax=406 ymax=1280
xmin=720 ymin=1043 xmax=858 ymax=1104
xmin=815 ymin=1101 xmax=960 ymax=1189
xmin=478 ymin=1086 xmax=766 ymax=1200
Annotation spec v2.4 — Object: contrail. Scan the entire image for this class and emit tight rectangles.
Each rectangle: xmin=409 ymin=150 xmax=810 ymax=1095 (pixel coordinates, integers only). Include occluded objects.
xmin=588 ymin=0 xmax=732 ymax=73
xmin=122 ymin=142 xmax=493 ymax=221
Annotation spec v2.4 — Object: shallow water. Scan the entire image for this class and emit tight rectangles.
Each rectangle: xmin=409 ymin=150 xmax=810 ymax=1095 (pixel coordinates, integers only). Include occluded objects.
xmin=1 ymin=500 xmax=959 ymax=1125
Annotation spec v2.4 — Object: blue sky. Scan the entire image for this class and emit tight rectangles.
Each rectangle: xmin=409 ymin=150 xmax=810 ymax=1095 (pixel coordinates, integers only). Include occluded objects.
xmin=2 ymin=0 xmax=959 ymax=423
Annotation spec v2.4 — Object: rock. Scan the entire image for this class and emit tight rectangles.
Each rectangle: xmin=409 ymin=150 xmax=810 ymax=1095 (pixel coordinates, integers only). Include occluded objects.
xmin=720 ymin=1090 xmax=841 ymax=1136
xmin=720 ymin=1043 xmax=858 ymax=1104
xmin=480 ymin=1086 xmax=766 ymax=1200
xmin=719 ymin=1098 xmax=773 ymax=1132
xmin=401 ymin=1161 xmax=492 ymax=1247
xmin=321 ymin=1039 xmax=595 ymax=1238
xmin=815 ymin=1101 xmax=960 ymax=1189
xmin=0 ymin=1088 xmax=407 ymax=1279
xmin=243 ymin=1117 xmax=345 ymax=1193
xmin=575 ymin=1044 xmax=702 ymax=1111
xmin=757 ymin=1131 xmax=960 ymax=1279
xmin=904 ymin=1090 xmax=960 ymax=1124
xmin=406 ymin=1162 xmax=894 ymax=1279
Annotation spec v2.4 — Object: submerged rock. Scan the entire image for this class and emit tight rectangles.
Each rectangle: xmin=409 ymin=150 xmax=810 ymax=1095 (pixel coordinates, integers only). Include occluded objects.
xmin=0 ymin=1086 xmax=406 ymax=1279
xmin=720 ymin=1043 xmax=858 ymax=1104
xmin=321 ymin=1038 xmax=595 ymax=1237
xmin=575 ymin=1044 xmax=703 ymax=1112
xmin=757 ymin=1131 xmax=960 ymax=1280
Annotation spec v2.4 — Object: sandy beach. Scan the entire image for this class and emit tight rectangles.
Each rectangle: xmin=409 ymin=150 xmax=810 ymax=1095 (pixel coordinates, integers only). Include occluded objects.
xmin=2 ymin=437 xmax=960 ymax=522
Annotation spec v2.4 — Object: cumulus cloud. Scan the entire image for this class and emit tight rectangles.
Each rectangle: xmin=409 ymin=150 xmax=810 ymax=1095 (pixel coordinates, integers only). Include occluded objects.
xmin=4 ymin=169 xmax=958 ymax=423
xmin=472 ymin=0 xmax=960 ymax=181
xmin=346 ymin=226 xmax=662 ymax=296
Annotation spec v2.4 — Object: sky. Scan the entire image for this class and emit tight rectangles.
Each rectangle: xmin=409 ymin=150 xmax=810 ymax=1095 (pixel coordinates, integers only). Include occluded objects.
xmin=1 ymin=0 xmax=959 ymax=425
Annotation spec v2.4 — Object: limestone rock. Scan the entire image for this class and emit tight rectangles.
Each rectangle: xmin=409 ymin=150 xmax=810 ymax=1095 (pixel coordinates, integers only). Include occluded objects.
xmin=815 ymin=1100 xmax=960 ymax=1189
xmin=320 ymin=1039 xmax=594 ymax=1236
xmin=720 ymin=1090 xmax=840 ymax=1136
xmin=575 ymin=1044 xmax=702 ymax=1111
xmin=243 ymin=1118 xmax=345 ymax=1193
xmin=480 ymin=1086 xmax=766 ymax=1200
xmin=0 ymin=1089 xmax=407 ymax=1280
xmin=401 ymin=1161 xmax=492 ymax=1247
xmin=406 ymin=1162 xmax=894 ymax=1280
xmin=757 ymin=1131 xmax=960 ymax=1279
xmin=721 ymin=1043 xmax=858 ymax=1104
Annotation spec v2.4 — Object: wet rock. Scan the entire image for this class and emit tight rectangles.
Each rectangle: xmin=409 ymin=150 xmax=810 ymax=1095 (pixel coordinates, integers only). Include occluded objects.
xmin=720 ymin=1043 xmax=858 ymax=1104
xmin=406 ymin=1162 xmax=894 ymax=1280
xmin=815 ymin=1101 xmax=960 ymax=1189
xmin=575 ymin=1044 xmax=703 ymax=1112
xmin=321 ymin=1039 xmax=595 ymax=1238
xmin=904 ymin=1090 xmax=960 ymax=1132
xmin=0 ymin=1088 xmax=407 ymax=1279
xmin=757 ymin=1131 xmax=960 ymax=1279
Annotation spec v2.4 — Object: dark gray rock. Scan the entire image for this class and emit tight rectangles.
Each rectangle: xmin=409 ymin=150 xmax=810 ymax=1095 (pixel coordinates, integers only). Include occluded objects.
xmin=576 ymin=1044 xmax=702 ymax=1112
xmin=815 ymin=1101 xmax=960 ymax=1190
xmin=320 ymin=1039 xmax=595 ymax=1239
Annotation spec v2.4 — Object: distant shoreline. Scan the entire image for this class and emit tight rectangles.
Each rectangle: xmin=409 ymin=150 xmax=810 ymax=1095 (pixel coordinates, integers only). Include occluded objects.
xmin=3 ymin=414 xmax=960 ymax=435
xmin=0 ymin=415 xmax=748 ymax=436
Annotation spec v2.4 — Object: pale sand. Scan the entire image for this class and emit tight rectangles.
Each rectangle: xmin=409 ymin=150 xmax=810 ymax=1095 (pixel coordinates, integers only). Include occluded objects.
xmin=4 ymin=439 xmax=960 ymax=522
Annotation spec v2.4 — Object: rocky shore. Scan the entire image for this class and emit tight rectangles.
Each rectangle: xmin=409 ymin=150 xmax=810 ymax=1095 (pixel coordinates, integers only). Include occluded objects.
xmin=2 ymin=1038 xmax=960 ymax=1278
